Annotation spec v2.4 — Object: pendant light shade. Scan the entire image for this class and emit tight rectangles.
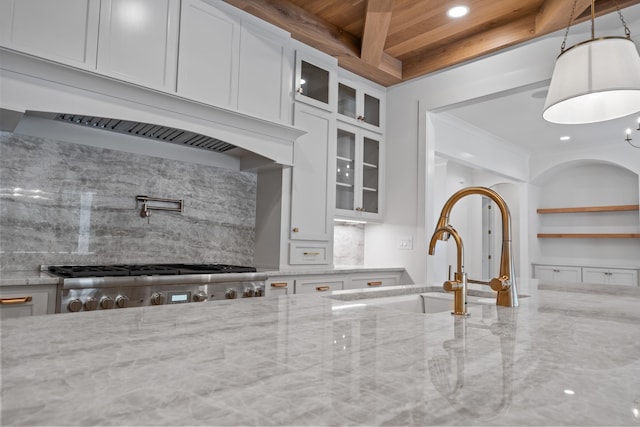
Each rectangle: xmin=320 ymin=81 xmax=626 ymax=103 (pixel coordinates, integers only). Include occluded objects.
xmin=543 ymin=37 xmax=640 ymax=124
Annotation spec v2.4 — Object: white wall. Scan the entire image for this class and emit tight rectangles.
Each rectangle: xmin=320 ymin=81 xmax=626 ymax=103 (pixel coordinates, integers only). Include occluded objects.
xmin=369 ymin=6 xmax=640 ymax=286
xmin=531 ymin=161 xmax=640 ymax=268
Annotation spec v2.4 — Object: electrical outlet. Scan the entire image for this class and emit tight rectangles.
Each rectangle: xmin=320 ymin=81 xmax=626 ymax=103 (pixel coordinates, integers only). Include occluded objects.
xmin=398 ymin=236 xmax=413 ymax=250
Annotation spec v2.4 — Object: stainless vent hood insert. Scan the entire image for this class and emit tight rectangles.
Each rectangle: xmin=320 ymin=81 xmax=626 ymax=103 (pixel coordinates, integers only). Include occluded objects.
xmin=54 ymin=114 xmax=237 ymax=154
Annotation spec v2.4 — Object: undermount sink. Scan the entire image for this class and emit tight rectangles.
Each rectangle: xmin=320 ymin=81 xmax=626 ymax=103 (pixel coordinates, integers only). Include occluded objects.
xmin=356 ymin=292 xmax=498 ymax=314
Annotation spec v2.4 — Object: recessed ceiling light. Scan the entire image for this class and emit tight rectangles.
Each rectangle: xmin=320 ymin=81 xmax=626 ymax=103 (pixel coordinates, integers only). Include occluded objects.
xmin=560 ymin=136 xmax=571 ymax=141
xmin=447 ymin=5 xmax=469 ymax=18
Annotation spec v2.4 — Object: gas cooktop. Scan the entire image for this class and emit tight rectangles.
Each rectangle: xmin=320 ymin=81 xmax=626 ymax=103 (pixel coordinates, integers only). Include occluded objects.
xmin=48 ymin=264 xmax=257 ymax=278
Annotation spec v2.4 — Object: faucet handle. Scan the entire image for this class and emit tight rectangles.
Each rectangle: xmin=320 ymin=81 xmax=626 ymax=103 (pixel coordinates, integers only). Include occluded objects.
xmin=489 ymin=275 xmax=511 ymax=292
xmin=443 ymin=280 xmax=464 ymax=292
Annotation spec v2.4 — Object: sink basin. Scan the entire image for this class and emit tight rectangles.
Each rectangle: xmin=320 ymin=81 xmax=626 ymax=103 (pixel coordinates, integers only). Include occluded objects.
xmin=356 ymin=292 xmax=497 ymax=314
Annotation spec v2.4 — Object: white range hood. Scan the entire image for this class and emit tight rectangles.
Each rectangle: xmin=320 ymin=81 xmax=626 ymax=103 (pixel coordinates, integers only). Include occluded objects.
xmin=0 ymin=49 xmax=304 ymax=168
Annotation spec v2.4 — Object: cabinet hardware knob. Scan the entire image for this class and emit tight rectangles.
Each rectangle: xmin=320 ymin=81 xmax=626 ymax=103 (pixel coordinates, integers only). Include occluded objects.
xmin=315 ymin=286 xmax=330 ymax=292
xmin=0 ymin=296 xmax=33 ymax=304
xmin=296 ymin=87 xmax=303 ymax=94
xmin=293 ymin=227 xmax=299 ymax=232
xmin=367 ymin=281 xmax=382 ymax=287
xmin=271 ymin=282 xmax=288 ymax=288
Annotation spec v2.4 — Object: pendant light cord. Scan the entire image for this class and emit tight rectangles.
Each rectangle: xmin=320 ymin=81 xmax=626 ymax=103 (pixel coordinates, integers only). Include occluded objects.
xmin=560 ymin=0 xmax=633 ymax=53
xmin=560 ymin=0 xmax=579 ymax=53
xmin=614 ymin=0 xmax=632 ymax=38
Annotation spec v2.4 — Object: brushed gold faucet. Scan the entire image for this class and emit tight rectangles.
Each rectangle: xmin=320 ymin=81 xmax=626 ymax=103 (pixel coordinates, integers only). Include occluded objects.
xmin=428 ymin=186 xmax=519 ymax=313
xmin=430 ymin=225 xmax=469 ymax=316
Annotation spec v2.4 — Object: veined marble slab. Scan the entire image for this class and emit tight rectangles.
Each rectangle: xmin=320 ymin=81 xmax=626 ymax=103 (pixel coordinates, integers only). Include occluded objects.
xmin=0 ymin=131 xmax=257 ymax=271
xmin=1 ymin=282 xmax=639 ymax=426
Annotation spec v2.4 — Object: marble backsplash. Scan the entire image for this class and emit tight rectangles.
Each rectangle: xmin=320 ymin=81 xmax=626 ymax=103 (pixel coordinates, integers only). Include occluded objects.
xmin=0 ymin=132 xmax=257 ymax=272
xmin=333 ymin=223 xmax=365 ymax=266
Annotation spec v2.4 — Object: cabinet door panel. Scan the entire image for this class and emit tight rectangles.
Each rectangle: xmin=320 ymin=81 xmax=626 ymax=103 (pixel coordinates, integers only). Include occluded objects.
xmin=177 ymin=0 xmax=239 ymax=109
xmin=295 ymin=277 xmax=345 ymax=295
xmin=290 ymin=104 xmax=333 ymax=241
xmin=556 ymin=268 xmax=581 ymax=282
xmin=608 ymin=270 xmax=638 ymax=286
xmin=583 ymin=269 xmax=608 ymax=285
xmin=0 ymin=0 xmax=99 ymax=69
xmin=238 ymin=25 xmax=290 ymax=123
xmin=0 ymin=291 xmax=49 ymax=319
xmin=97 ymin=0 xmax=179 ymax=91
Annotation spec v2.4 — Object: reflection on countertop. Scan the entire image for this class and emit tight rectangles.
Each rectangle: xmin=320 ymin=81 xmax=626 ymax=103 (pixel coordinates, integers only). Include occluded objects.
xmin=1 ymin=282 xmax=639 ymax=426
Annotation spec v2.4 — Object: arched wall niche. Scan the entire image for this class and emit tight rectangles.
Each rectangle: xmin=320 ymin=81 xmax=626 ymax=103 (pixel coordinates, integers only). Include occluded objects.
xmin=530 ymin=159 xmax=639 ymax=269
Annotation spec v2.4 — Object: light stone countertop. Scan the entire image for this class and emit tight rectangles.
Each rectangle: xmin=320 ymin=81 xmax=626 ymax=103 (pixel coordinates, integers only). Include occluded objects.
xmin=0 ymin=267 xmax=407 ymax=287
xmin=0 ymin=270 xmax=60 ymax=287
xmin=260 ymin=266 xmax=407 ymax=277
xmin=1 ymin=282 xmax=639 ymax=426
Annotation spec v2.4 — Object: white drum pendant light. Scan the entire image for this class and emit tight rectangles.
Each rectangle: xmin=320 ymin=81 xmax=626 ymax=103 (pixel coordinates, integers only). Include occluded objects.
xmin=543 ymin=1 xmax=640 ymax=124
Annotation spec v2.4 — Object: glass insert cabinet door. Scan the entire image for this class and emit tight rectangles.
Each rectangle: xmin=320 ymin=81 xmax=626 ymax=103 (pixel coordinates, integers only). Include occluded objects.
xmin=336 ymin=128 xmax=356 ymax=211
xmin=335 ymin=125 xmax=381 ymax=218
xmin=337 ymin=81 xmax=381 ymax=129
xmin=300 ymin=60 xmax=329 ymax=104
xmin=361 ymin=136 xmax=379 ymax=214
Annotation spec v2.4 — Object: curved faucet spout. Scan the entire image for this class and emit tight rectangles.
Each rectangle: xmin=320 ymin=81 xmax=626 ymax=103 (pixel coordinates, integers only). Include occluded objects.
xmin=429 ymin=225 xmax=464 ymax=274
xmin=429 ymin=186 xmax=518 ymax=308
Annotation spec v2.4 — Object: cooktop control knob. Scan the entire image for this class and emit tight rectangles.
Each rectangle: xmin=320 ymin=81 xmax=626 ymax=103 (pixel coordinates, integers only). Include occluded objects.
xmin=193 ymin=291 xmax=208 ymax=302
xmin=84 ymin=297 xmax=98 ymax=311
xmin=243 ymin=288 xmax=255 ymax=298
xmin=150 ymin=292 xmax=166 ymax=305
xmin=225 ymin=289 xmax=237 ymax=300
xmin=254 ymin=288 xmax=264 ymax=297
xmin=100 ymin=296 xmax=114 ymax=309
xmin=68 ymin=298 xmax=83 ymax=312
xmin=115 ymin=295 xmax=129 ymax=308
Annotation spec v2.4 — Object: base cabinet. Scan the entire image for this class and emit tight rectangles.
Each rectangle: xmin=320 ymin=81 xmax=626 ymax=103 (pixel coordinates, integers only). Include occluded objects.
xmin=0 ymin=285 xmax=56 ymax=318
xmin=345 ymin=274 xmax=399 ymax=290
xmin=265 ymin=278 xmax=293 ymax=297
xmin=534 ymin=264 xmax=639 ymax=287
xmin=295 ymin=277 xmax=346 ymax=295
xmin=582 ymin=268 xmax=638 ymax=286
xmin=533 ymin=265 xmax=582 ymax=283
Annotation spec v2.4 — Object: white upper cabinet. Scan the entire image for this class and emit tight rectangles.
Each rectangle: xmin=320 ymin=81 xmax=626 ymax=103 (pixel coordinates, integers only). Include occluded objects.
xmin=290 ymin=102 xmax=335 ymax=242
xmin=97 ymin=0 xmax=179 ymax=91
xmin=294 ymin=49 xmax=337 ymax=112
xmin=177 ymin=0 xmax=240 ymax=110
xmin=0 ymin=0 xmax=100 ymax=70
xmin=237 ymin=17 xmax=292 ymax=124
xmin=335 ymin=122 xmax=384 ymax=221
xmin=337 ymin=74 xmax=385 ymax=133
xmin=178 ymin=0 xmax=292 ymax=123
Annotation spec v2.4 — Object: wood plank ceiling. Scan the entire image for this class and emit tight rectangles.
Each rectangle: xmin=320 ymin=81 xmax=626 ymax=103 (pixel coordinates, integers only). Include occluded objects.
xmin=223 ymin=0 xmax=640 ymax=87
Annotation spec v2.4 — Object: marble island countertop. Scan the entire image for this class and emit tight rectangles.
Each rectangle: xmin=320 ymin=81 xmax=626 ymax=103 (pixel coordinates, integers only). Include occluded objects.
xmin=2 ymin=282 xmax=639 ymax=426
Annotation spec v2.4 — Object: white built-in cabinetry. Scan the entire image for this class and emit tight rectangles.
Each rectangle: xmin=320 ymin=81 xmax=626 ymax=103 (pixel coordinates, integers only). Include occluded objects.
xmin=0 ymin=285 xmax=56 ymax=318
xmin=335 ymin=71 xmax=385 ymax=221
xmin=582 ymin=267 xmax=638 ymax=286
xmin=533 ymin=265 xmax=582 ymax=283
xmin=290 ymin=103 xmax=334 ymax=245
xmin=265 ymin=270 xmax=404 ymax=297
xmin=1 ymin=0 xmax=292 ymax=126
xmin=337 ymin=75 xmax=385 ymax=134
xmin=0 ymin=0 xmax=388 ymax=271
xmin=294 ymin=50 xmax=337 ymax=112
xmin=335 ymin=122 xmax=383 ymax=221
xmin=177 ymin=0 xmax=292 ymax=123
xmin=97 ymin=0 xmax=180 ymax=91
xmin=533 ymin=264 xmax=638 ymax=286
xmin=0 ymin=0 xmax=101 ymax=70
